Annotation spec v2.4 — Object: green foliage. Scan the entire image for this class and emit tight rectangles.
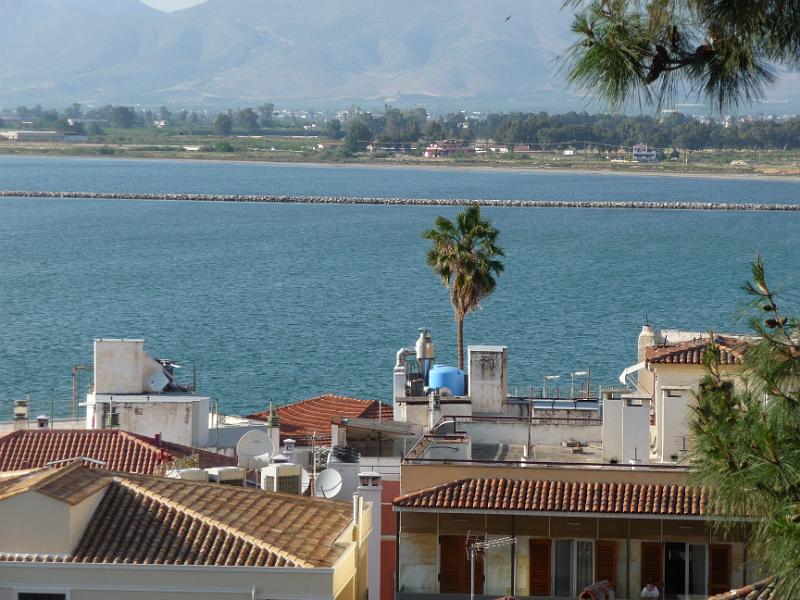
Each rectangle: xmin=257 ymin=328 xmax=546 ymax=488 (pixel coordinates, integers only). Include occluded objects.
xmin=86 ymin=122 xmax=105 ymax=137
xmin=423 ymin=206 xmax=505 ymax=369
xmin=344 ymin=119 xmax=372 ymax=153
xmin=564 ymin=0 xmax=797 ymax=110
xmin=110 ymin=106 xmax=136 ymax=129
xmin=235 ymin=108 xmax=260 ymax=133
xmin=213 ymin=140 xmax=235 ymax=152
xmin=257 ymin=103 xmax=275 ymax=128
xmin=214 ymin=113 xmax=233 ymax=136
xmin=325 ymin=119 xmax=343 ymax=139
xmin=690 ymin=257 xmax=800 ymax=596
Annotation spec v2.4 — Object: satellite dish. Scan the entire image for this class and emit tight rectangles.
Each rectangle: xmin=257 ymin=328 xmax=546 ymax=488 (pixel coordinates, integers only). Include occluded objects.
xmin=314 ymin=469 xmax=343 ymax=499
xmin=300 ymin=467 xmax=310 ymax=494
xmin=236 ymin=430 xmax=274 ymax=470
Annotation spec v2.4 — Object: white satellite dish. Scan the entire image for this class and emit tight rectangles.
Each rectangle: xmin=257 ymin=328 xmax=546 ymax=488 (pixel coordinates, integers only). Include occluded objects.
xmin=314 ymin=469 xmax=343 ymax=499
xmin=236 ymin=430 xmax=274 ymax=470
xmin=300 ymin=467 xmax=310 ymax=495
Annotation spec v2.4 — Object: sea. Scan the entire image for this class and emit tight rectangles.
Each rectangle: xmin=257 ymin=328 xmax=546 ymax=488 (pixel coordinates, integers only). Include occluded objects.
xmin=1 ymin=155 xmax=798 ymax=419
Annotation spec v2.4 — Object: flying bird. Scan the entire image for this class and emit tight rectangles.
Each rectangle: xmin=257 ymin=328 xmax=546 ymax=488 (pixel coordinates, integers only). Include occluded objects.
xmin=505 ymin=14 xmax=512 ymax=22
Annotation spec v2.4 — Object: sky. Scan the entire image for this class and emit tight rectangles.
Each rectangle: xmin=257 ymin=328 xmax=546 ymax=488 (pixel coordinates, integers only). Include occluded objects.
xmin=140 ymin=0 xmax=207 ymax=11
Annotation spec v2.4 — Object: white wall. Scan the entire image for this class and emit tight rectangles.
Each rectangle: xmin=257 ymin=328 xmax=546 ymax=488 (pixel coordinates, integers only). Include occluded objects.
xmin=87 ymin=395 xmax=210 ymax=447
xmin=0 ymin=489 xmax=105 ymax=556
xmin=468 ymin=346 xmax=508 ymax=414
xmin=93 ymin=339 xmax=165 ymax=395
xmin=622 ymin=398 xmax=650 ymax=464
xmin=459 ymin=420 xmax=602 ymax=447
xmin=602 ymin=399 xmax=623 ymax=463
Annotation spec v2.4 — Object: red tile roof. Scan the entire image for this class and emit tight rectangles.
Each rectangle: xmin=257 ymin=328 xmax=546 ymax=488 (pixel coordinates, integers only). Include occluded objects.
xmin=645 ymin=335 xmax=746 ymax=366
xmin=393 ymin=478 xmax=711 ymax=517
xmin=0 ymin=465 xmax=354 ymax=568
xmin=247 ymin=394 xmax=393 ymax=446
xmin=0 ymin=429 xmax=233 ymax=475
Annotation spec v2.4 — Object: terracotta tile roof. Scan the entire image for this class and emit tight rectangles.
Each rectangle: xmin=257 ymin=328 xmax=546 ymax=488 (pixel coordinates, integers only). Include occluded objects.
xmin=393 ymin=478 xmax=710 ymax=517
xmin=645 ymin=335 xmax=746 ymax=366
xmin=0 ymin=429 xmax=234 ymax=475
xmin=247 ymin=394 xmax=393 ymax=446
xmin=709 ymin=579 xmax=775 ymax=599
xmin=0 ymin=462 xmax=109 ymax=504
xmin=0 ymin=466 xmax=354 ymax=567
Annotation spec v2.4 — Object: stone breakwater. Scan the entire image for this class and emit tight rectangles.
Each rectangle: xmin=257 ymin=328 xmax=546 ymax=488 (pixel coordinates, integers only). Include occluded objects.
xmin=1 ymin=190 xmax=798 ymax=211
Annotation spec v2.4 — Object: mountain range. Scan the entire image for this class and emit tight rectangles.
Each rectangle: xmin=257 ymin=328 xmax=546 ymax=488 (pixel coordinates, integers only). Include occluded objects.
xmin=2 ymin=0 xmax=799 ymax=112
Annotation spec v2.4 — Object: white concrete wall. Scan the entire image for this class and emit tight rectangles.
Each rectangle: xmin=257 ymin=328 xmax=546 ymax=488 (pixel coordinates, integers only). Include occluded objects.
xmin=93 ymin=339 xmax=165 ymax=395
xmin=0 ymin=564 xmax=338 ymax=600
xmin=622 ymin=399 xmax=650 ymax=464
xmin=358 ymin=480 xmax=382 ymax=600
xmin=468 ymin=346 xmax=508 ymax=414
xmin=0 ymin=489 xmax=107 ymax=557
xmin=0 ymin=492 xmax=73 ymax=555
xmin=602 ymin=399 xmax=624 ymax=462
xmin=397 ymin=400 xmax=472 ymax=429
xmin=88 ymin=396 xmax=209 ymax=447
xmin=459 ymin=420 xmax=602 ymax=447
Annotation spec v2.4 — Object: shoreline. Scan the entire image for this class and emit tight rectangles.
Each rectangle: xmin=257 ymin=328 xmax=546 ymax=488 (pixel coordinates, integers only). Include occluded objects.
xmin=2 ymin=149 xmax=800 ymax=183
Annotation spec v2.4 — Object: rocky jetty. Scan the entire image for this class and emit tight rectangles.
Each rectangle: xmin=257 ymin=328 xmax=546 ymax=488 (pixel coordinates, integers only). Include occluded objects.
xmin=1 ymin=190 xmax=798 ymax=211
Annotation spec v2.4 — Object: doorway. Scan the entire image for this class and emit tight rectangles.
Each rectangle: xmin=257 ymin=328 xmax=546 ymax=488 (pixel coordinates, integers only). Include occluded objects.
xmin=664 ymin=542 xmax=686 ymax=598
xmin=663 ymin=542 xmax=708 ymax=599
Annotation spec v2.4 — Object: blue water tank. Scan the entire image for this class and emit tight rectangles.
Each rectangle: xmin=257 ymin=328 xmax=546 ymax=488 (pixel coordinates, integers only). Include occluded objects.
xmin=428 ymin=364 xmax=466 ymax=396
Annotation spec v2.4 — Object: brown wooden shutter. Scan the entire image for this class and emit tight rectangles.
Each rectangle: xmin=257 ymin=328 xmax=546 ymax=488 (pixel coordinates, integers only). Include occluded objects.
xmin=595 ymin=540 xmax=618 ymax=592
xmin=640 ymin=542 xmax=663 ymax=591
xmin=529 ymin=538 xmax=552 ymax=596
xmin=709 ymin=544 xmax=732 ymax=596
xmin=439 ymin=535 xmax=484 ymax=594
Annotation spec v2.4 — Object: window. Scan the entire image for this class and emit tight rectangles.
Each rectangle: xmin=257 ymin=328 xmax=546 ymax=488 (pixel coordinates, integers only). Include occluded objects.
xmin=16 ymin=593 xmax=68 ymax=600
xmin=553 ymin=539 xmax=594 ymax=598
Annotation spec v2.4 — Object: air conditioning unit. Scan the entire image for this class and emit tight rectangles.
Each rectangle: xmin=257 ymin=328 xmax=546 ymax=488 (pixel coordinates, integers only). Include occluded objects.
xmin=206 ymin=466 xmax=245 ymax=486
xmin=260 ymin=463 xmax=302 ymax=495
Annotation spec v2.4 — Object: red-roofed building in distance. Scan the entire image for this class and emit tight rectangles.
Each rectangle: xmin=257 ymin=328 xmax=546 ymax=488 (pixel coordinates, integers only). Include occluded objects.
xmin=0 ymin=429 xmax=235 ymax=475
xmin=247 ymin=393 xmax=394 ymax=447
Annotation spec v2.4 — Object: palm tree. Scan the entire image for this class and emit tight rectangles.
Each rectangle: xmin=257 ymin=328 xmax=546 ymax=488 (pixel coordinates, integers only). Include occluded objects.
xmin=423 ymin=205 xmax=505 ymax=370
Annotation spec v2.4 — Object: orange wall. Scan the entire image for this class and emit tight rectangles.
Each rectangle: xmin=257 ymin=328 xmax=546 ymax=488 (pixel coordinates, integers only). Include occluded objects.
xmin=381 ymin=481 xmax=400 ymax=600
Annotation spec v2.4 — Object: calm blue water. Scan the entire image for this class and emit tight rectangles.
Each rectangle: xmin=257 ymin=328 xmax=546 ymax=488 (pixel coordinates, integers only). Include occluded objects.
xmin=1 ymin=156 xmax=798 ymax=419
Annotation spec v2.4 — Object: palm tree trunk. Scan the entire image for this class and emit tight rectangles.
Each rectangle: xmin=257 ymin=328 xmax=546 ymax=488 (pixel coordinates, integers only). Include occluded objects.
xmin=457 ymin=316 xmax=464 ymax=370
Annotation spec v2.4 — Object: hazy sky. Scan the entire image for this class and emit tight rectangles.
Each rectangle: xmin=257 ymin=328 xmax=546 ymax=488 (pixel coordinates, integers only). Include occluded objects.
xmin=140 ymin=0 xmax=207 ymax=11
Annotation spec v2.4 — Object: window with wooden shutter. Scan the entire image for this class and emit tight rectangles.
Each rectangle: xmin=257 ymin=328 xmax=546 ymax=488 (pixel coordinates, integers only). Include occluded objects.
xmin=439 ymin=535 xmax=484 ymax=594
xmin=641 ymin=542 xmax=663 ymax=591
xmin=596 ymin=540 xmax=618 ymax=592
xmin=709 ymin=544 xmax=732 ymax=596
xmin=529 ymin=538 xmax=552 ymax=596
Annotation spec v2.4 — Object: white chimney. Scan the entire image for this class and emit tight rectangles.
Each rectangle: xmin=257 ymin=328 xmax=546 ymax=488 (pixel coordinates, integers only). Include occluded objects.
xmin=637 ymin=325 xmax=657 ymax=395
xmin=358 ymin=472 xmax=382 ymax=600
xmin=637 ymin=325 xmax=656 ymax=363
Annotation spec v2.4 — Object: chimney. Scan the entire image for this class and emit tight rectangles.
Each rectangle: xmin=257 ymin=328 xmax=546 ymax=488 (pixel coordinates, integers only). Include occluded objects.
xmin=358 ymin=472 xmax=382 ymax=600
xmin=637 ymin=325 xmax=657 ymax=396
xmin=637 ymin=324 xmax=655 ymax=363
xmin=154 ymin=432 xmax=162 ymax=448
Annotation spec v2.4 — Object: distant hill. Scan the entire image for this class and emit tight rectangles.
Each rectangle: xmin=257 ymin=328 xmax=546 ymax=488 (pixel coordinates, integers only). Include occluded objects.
xmin=1 ymin=0 xmax=798 ymax=112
